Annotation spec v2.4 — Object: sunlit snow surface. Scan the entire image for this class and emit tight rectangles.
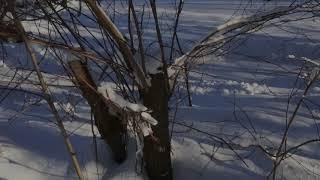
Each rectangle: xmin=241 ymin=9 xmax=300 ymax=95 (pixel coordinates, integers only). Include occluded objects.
xmin=1 ymin=0 xmax=320 ymax=179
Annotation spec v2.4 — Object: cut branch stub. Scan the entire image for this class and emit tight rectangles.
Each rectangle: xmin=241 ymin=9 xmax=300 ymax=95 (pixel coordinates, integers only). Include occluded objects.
xmin=69 ymin=60 xmax=127 ymax=163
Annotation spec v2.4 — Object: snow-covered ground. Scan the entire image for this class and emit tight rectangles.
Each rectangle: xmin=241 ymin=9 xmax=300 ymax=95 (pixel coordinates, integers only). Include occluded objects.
xmin=1 ymin=0 xmax=320 ymax=179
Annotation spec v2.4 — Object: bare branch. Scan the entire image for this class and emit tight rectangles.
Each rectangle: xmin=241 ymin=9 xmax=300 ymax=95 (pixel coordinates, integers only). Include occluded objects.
xmin=84 ymin=0 xmax=150 ymax=90
xmin=13 ymin=12 xmax=85 ymax=180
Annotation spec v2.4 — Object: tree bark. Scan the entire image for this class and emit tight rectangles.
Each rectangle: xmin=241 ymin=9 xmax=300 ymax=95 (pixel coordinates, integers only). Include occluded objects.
xmin=142 ymin=73 xmax=172 ymax=180
xmin=69 ymin=60 xmax=127 ymax=163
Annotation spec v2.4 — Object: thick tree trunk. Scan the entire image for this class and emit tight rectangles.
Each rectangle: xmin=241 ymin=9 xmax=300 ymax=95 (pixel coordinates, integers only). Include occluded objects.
xmin=142 ymin=73 xmax=172 ymax=180
xmin=69 ymin=60 xmax=127 ymax=163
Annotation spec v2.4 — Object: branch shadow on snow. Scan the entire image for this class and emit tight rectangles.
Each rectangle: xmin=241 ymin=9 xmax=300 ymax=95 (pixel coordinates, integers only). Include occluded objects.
xmin=1 ymin=8 xmax=320 ymax=179
xmin=170 ymin=32 xmax=320 ymax=179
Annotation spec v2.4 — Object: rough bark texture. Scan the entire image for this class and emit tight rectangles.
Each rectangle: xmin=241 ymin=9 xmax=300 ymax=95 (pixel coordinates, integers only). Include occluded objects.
xmin=69 ymin=60 xmax=127 ymax=163
xmin=142 ymin=73 xmax=173 ymax=180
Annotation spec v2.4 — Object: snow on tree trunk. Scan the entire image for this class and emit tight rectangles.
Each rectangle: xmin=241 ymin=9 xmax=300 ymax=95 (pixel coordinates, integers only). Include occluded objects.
xmin=142 ymin=73 xmax=172 ymax=180
xmin=69 ymin=60 xmax=127 ymax=163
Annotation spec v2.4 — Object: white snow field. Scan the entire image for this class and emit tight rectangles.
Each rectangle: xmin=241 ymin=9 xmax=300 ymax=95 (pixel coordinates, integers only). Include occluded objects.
xmin=1 ymin=0 xmax=320 ymax=179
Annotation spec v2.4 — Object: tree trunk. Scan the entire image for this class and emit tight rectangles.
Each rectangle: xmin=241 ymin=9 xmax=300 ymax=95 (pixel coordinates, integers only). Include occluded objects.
xmin=69 ymin=60 xmax=127 ymax=163
xmin=142 ymin=73 xmax=173 ymax=180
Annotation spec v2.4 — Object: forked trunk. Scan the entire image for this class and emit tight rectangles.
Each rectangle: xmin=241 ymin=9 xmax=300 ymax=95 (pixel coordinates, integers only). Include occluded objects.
xmin=69 ymin=60 xmax=127 ymax=163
